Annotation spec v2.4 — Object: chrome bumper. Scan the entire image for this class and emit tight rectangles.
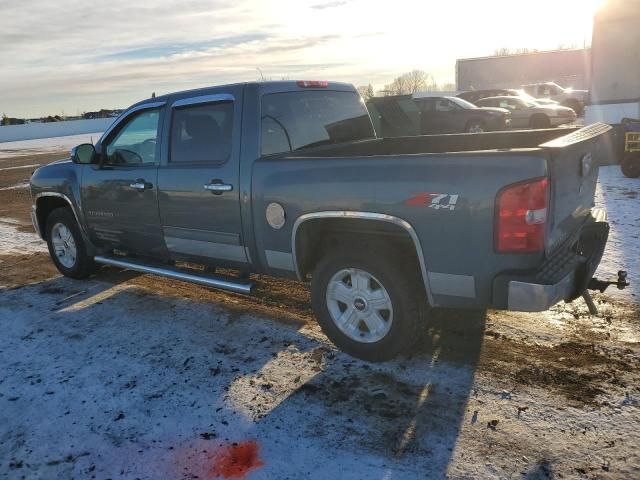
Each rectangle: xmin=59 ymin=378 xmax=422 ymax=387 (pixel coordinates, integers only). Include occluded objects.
xmin=507 ymin=208 xmax=608 ymax=312
xmin=507 ymin=271 xmax=576 ymax=312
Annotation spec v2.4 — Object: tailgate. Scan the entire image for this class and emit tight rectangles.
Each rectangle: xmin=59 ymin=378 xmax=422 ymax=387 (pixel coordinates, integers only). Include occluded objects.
xmin=540 ymin=122 xmax=612 ymax=255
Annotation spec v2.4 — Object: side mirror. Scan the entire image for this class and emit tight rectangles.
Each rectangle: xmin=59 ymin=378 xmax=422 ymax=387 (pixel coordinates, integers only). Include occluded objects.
xmin=70 ymin=143 xmax=96 ymax=164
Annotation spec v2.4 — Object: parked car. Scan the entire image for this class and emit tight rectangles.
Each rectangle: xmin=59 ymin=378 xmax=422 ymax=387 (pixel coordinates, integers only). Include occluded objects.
xmin=458 ymin=89 xmax=558 ymax=107
xmin=30 ymin=81 xmax=622 ymax=361
xmin=367 ymin=95 xmax=510 ymax=136
xmin=522 ymin=82 xmax=588 ymax=114
xmin=475 ymin=96 xmax=577 ymax=129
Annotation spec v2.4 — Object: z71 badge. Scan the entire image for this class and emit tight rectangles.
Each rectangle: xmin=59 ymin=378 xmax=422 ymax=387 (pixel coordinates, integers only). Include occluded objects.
xmin=405 ymin=192 xmax=459 ymax=211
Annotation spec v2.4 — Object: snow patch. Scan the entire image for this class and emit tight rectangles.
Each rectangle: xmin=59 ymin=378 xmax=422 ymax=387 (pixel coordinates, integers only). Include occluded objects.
xmin=0 ymin=132 xmax=103 ymax=159
xmin=594 ymin=166 xmax=639 ymax=301
xmin=0 ymin=219 xmax=47 ymax=254
xmin=0 ymin=182 xmax=29 ymax=191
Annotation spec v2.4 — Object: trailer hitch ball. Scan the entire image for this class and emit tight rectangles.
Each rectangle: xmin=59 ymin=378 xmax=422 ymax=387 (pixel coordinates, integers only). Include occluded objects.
xmin=582 ymin=271 xmax=630 ymax=316
xmin=587 ymin=270 xmax=630 ymax=293
xmin=616 ymin=271 xmax=628 ymax=290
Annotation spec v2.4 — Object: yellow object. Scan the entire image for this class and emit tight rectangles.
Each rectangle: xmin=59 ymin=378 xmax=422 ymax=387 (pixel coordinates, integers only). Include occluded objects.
xmin=626 ymin=132 xmax=640 ymax=153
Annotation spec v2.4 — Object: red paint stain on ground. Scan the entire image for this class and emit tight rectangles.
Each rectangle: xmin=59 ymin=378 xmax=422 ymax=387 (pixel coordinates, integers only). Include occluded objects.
xmin=209 ymin=440 xmax=264 ymax=479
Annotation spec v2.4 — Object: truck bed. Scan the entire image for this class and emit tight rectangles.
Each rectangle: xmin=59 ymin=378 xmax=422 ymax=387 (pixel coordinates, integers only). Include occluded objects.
xmin=255 ymin=123 xmax=611 ymax=309
xmin=282 ymin=126 xmax=583 ymax=157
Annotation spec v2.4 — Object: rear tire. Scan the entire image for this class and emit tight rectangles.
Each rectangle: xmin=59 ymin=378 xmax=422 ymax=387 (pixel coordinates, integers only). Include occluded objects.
xmin=310 ymin=243 xmax=425 ymax=362
xmin=529 ymin=114 xmax=550 ymax=129
xmin=465 ymin=119 xmax=485 ymax=133
xmin=621 ymin=153 xmax=640 ymax=178
xmin=45 ymin=207 xmax=98 ymax=279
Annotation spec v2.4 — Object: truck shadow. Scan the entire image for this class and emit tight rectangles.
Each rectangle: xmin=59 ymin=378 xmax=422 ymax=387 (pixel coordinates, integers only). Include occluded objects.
xmin=259 ymin=307 xmax=487 ymax=478
xmin=1 ymin=270 xmax=486 ymax=479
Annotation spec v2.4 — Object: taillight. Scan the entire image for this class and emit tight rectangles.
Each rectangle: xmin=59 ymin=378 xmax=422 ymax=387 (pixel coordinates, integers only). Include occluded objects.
xmin=296 ymin=80 xmax=329 ymax=88
xmin=495 ymin=177 xmax=549 ymax=253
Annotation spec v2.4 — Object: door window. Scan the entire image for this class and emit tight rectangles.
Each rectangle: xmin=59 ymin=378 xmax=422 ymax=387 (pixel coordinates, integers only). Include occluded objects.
xmin=104 ymin=109 xmax=160 ymax=165
xmin=170 ymin=101 xmax=234 ymax=164
xmin=434 ymin=99 xmax=457 ymax=111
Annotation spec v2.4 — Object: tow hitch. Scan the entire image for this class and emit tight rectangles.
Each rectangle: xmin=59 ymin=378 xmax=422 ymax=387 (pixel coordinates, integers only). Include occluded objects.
xmin=582 ymin=271 xmax=630 ymax=315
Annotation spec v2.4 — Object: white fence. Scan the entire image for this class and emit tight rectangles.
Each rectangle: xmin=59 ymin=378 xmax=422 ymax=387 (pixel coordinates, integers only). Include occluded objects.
xmin=0 ymin=118 xmax=115 ymax=143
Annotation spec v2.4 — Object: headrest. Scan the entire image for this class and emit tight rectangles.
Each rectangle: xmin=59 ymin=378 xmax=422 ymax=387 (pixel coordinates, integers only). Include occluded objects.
xmin=184 ymin=115 xmax=220 ymax=141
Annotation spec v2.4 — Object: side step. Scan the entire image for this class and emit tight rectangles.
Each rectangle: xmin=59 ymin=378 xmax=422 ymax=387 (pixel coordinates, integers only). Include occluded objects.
xmin=94 ymin=255 xmax=254 ymax=294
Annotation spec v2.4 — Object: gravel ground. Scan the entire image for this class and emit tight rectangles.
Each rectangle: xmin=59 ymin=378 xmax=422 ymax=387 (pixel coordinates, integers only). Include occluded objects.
xmin=0 ymin=142 xmax=639 ymax=479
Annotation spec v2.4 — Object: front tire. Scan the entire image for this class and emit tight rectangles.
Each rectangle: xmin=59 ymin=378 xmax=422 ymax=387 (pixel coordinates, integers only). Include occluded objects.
xmin=310 ymin=243 xmax=425 ymax=362
xmin=465 ymin=119 xmax=485 ymax=133
xmin=45 ymin=207 xmax=98 ymax=279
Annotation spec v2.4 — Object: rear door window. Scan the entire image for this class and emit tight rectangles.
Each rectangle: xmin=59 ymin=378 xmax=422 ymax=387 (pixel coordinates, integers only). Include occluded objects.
xmin=261 ymin=90 xmax=375 ymax=156
xmin=170 ymin=101 xmax=234 ymax=164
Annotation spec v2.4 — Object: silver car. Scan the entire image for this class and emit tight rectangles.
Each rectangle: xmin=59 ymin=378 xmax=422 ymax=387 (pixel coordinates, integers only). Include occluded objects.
xmin=476 ymin=96 xmax=577 ymax=129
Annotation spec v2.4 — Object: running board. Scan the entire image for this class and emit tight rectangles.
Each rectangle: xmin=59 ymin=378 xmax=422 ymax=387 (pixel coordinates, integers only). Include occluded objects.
xmin=94 ymin=255 xmax=254 ymax=294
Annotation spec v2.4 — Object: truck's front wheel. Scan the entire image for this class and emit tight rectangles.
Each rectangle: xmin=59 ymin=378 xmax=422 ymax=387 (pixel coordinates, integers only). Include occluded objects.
xmin=45 ymin=207 xmax=97 ymax=279
xmin=310 ymin=245 xmax=424 ymax=362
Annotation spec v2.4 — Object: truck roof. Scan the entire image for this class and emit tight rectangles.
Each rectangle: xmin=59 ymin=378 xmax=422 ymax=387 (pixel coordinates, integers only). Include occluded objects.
xmin=130 ymin=80 xmax=356 ymax=109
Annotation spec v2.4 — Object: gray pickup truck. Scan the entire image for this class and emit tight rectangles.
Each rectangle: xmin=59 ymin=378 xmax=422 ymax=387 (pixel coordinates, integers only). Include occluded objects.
xmin=30 ymin=80 xmax=625 ymax=361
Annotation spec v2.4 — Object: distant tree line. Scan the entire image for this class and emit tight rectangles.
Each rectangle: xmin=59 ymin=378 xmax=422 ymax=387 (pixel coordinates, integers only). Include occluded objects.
xmin=357 ymin=69 xmax=456 ymax=100
xmin=492 ymin=43 xmax=587 ymax=57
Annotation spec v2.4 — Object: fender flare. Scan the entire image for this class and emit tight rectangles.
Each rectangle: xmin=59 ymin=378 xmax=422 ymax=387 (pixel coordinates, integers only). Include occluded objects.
xmin=34 ymin=192 xmax=88 ymax=240
xmin=291 ymin=211 xmax=435 ymax=305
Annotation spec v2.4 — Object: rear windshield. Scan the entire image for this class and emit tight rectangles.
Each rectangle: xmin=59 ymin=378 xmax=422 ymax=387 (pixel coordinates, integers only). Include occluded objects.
xmin=261 ymin=90 xmax=375 ymax=156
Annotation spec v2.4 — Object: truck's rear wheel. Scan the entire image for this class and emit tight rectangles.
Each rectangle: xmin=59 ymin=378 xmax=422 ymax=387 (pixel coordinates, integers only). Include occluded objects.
xmin=310 ymin=244 xmax=424 ymax=362
xmin=45 ymin=207 xmax=97 ymax=279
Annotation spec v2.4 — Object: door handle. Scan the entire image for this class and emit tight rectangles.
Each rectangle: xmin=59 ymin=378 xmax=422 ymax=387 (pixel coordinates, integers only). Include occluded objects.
xmin=130 ymin=179 xmax=152 ymax=191
xmin=204 ymin=181 xmax=233 ymax=194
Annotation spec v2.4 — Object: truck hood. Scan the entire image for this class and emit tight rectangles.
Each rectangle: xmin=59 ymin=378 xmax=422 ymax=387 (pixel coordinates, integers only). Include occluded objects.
xmin=30 ymin=157 xmax=77 ymax=196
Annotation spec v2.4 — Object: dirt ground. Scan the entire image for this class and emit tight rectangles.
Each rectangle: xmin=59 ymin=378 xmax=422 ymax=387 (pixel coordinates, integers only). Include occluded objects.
xmin=1 ymin=149 xmax=639 ymax=479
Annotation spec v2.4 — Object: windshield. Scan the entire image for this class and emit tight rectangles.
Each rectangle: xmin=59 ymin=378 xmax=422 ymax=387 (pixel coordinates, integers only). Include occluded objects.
xmin=448 ymin=96 xmax=477 ymax=109
xmin=261 ymin=90 xmax=375 ymax=155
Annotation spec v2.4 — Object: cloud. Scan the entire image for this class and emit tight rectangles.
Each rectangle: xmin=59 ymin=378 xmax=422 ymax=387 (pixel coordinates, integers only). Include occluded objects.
xmin=311 ymin=1 xmax=349 ymax=9
xmin=0 ymin=0 xmax=468 ymax=117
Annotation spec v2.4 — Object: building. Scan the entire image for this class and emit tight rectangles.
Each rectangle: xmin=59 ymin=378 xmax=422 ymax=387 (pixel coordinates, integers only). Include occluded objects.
xmin=456 ymin=48 xmax=591 ymax=92
xmin=585 ymin=0 xmax=640 ymax=124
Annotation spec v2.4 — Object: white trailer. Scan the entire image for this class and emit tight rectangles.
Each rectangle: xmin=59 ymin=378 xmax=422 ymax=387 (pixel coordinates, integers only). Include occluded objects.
xmin=585 ymin=0 xmax=640 ymax=125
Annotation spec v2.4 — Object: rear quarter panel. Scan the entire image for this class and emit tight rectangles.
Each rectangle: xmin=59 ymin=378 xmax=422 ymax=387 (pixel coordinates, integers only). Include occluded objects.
xmin=251 ymin=150 xmax=549 ymax=308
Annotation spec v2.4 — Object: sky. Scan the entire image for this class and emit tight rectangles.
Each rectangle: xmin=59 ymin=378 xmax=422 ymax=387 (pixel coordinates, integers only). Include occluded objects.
xmin=0 ymin=0 xmax=603 ymax=118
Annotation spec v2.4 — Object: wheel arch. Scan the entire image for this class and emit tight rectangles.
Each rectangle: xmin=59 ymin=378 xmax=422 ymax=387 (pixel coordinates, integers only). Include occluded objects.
xmin=291 ymin=211 xmax=434 ymax=305
xmin=34 ymin=192 xmax=84 ymax=240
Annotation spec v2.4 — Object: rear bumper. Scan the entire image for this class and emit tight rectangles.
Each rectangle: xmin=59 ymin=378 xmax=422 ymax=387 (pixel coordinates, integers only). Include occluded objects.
xmin=500 ymin=208 xmax=609 ymax=312
xmin=507 ymin=271 xmax=577 ymax=312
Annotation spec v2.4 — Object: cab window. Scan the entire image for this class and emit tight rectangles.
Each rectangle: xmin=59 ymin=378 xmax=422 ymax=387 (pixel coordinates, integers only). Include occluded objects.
xmin=434 ymin=99 xmax=457 ymax=111
xmin=261 ymin=90 xmax=374 ymax=156
xmin=104 ymin=109 xmax=160 ymax=165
